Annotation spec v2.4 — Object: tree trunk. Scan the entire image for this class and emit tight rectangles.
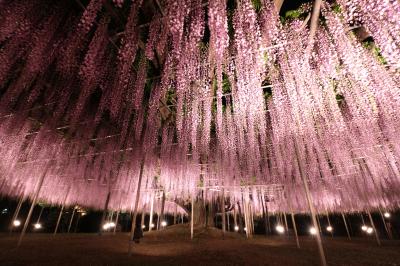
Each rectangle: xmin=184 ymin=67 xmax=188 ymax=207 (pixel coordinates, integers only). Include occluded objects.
xmin=160 ymin=191 xmax=166 ymax=228
xmin=260 ymin=193 xmax=269 ymax=235
xmin=237 ymin=201 xmax=244 ymax=233
xmin=193 ymin=198 xmax=215 ymax=228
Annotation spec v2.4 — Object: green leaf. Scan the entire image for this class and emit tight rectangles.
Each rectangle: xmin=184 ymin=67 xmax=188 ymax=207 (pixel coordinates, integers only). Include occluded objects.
xmin=251 ymin=0 xmax=262 ymax=12
xmin=332 ymin=4 xmax=342 ymax=14
xmin=222 ymin=73 xmax=231 ymax=94
xmin=363 ymin=41 xmax=387 ymax=65
xmin=285 ymin=10 xmax=302 ymax=19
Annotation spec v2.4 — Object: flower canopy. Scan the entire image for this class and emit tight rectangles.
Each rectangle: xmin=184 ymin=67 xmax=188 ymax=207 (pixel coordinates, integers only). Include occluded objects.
xmin=0 ymin=0 xmax=399 ymax=215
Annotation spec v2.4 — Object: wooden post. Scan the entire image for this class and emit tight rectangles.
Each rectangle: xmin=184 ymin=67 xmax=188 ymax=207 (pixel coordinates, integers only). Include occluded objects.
xmin=247 ymin=204 xmax=252 ymax=236
xmin=221 ymin=189 xmax=226 ymax=238
xmin=114 ymin=211 xmax=120 ymax=235
xmin=341 ymin=213 xmax=351 ymax=240
xmin=243 ymin=200 xmax=249 ymax=238
xmin=317 ymin=214 xmax=322 ymax=233
xmin=275 ymin=212 xmax=279 ymax=225
xmin=294 ymin=141 xmax=327 ymax=266
xmin=260 ymin=192 xmax=269 ymax=236
xmin=326 ymin=212 xmax=331 ymax=227
xmin=173 ymin=204 xmax=177 ymax=225
xmin=156 ymin=211 xmax=160 ymax=230
xmin=250 ymin=204 xmax=255 ymax=235
xmin=128 ymin=157 xmax=145 ymax=255
xmin=378 ymin=208 xmax=392 ymax=239
xmin=233 ymin=208 xmax=237 ymax=230
xmin=140 ymin=210 xmax=145 ymax=230
xmin=326 ymin=211 xmax=333 ymax=237
xmin=160 ymin=191 xmax=166 ymax=229
xmin=283 ymin=213 xmax=289 ymax=235
xmin=74 ymin=213 xmax=81 ymax=233
xmin=367 ymin=210 xmax=381 ymax=246
xmin=227 ymin=212 xmax=230 ymax=231
xmin=109 ymin=211 xmax=114 ymax=224
xmin=54 ymin=187 xmax=71 ymax=235
xmin=99 ymin=190 xmax=111 ymax=235
xmin=191 ymin=195 xmax=194 ymax=240
xmin=10 ymin=196 xmax=24 ymax=234
xmin=54 ymin=205 xmax=65 ymax=235
xmin=18 ymin=168 xmax=47 ymax=247
xmin=67 ymin=206 xmax=76 ymax=233
xmin=306 ymin=0 xmax=323 ymax=55
xmin=36 ymin=206 xmax=45 ymax=224
xmin=291 ymin=212 xmax=300 ymax=248
xmin=243 ymin=199 xmax=251 ymax=238
xmin=288 ymin=196 xmax=300 ymax=248
xmin=237 ymin=201 xmax=244 ymax=234
xmin=266 ymin=202 xmax=271 ymax=233
xmin=149 ymin=193 xmax=154 ymax=231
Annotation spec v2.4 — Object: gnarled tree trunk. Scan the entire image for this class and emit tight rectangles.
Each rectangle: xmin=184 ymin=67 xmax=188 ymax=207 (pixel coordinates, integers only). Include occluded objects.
xmin=193 ymin=197 xmax=215 ymax=228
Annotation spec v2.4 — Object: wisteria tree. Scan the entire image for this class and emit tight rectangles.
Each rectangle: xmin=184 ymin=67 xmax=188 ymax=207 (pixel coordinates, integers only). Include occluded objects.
xmin=0 ymin=0 xmax=399 ymax=240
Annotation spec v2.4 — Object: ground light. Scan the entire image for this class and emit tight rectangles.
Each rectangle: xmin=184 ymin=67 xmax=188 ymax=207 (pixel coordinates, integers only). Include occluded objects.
xmin=33 ymin=223 xmax=42 ymax=229
xmin=13 ymin=220 xmax=21 ymax=227
xmin=275 ymin=225 xmax=285 ymax=234
xmin=326 ymin=226 xmax=333 ymax=232
xmin=309 ymin=227 xmax=317 ymax=235
xmin=244 ymin=227 xmax=247 ymax=232
xmin=366 ymin=227 xmax=374 ymax=234
xmin=142 ymin=225 xmax=146 ymax=229
xmin=102 ymin=222 xmax=116 ymax=230
xmin=361 ymin=225 xmax=368 ymax=231
xmin=384 ymin=212 xmax=391 ymax=218
xmin=150 ymin=223 xmax=155 ymax=228
xmin=161 ymin=221 xmax=167 ymax=227
xmin=234 ymin=225 xmax=239 ymax=231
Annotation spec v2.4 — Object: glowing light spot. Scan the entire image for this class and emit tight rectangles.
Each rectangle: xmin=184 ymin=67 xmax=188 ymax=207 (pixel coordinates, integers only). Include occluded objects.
xmin=161 ymin=221 xmax=167 ymax=227
xmin=34 ymin=223 xmax=42 ymax=229
xmin=102 ymin=222 xmax=115 ymax=230
xmin=309 ymin=227 xmax=317 ymax=235
xmin=275 ymin=225 xmax=285 ymax=234
xmin=13 ymin=220 xmax=21 ymax=227
xmin=361 ymin=225 xmax=367 ymax=231
xmin=384 ymin=212 xmax=390 ymax=218
xmin=234 ymin=225 xmax=239 ymax=231
xmin=326 ymin=226 xmax=333 ymax=232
